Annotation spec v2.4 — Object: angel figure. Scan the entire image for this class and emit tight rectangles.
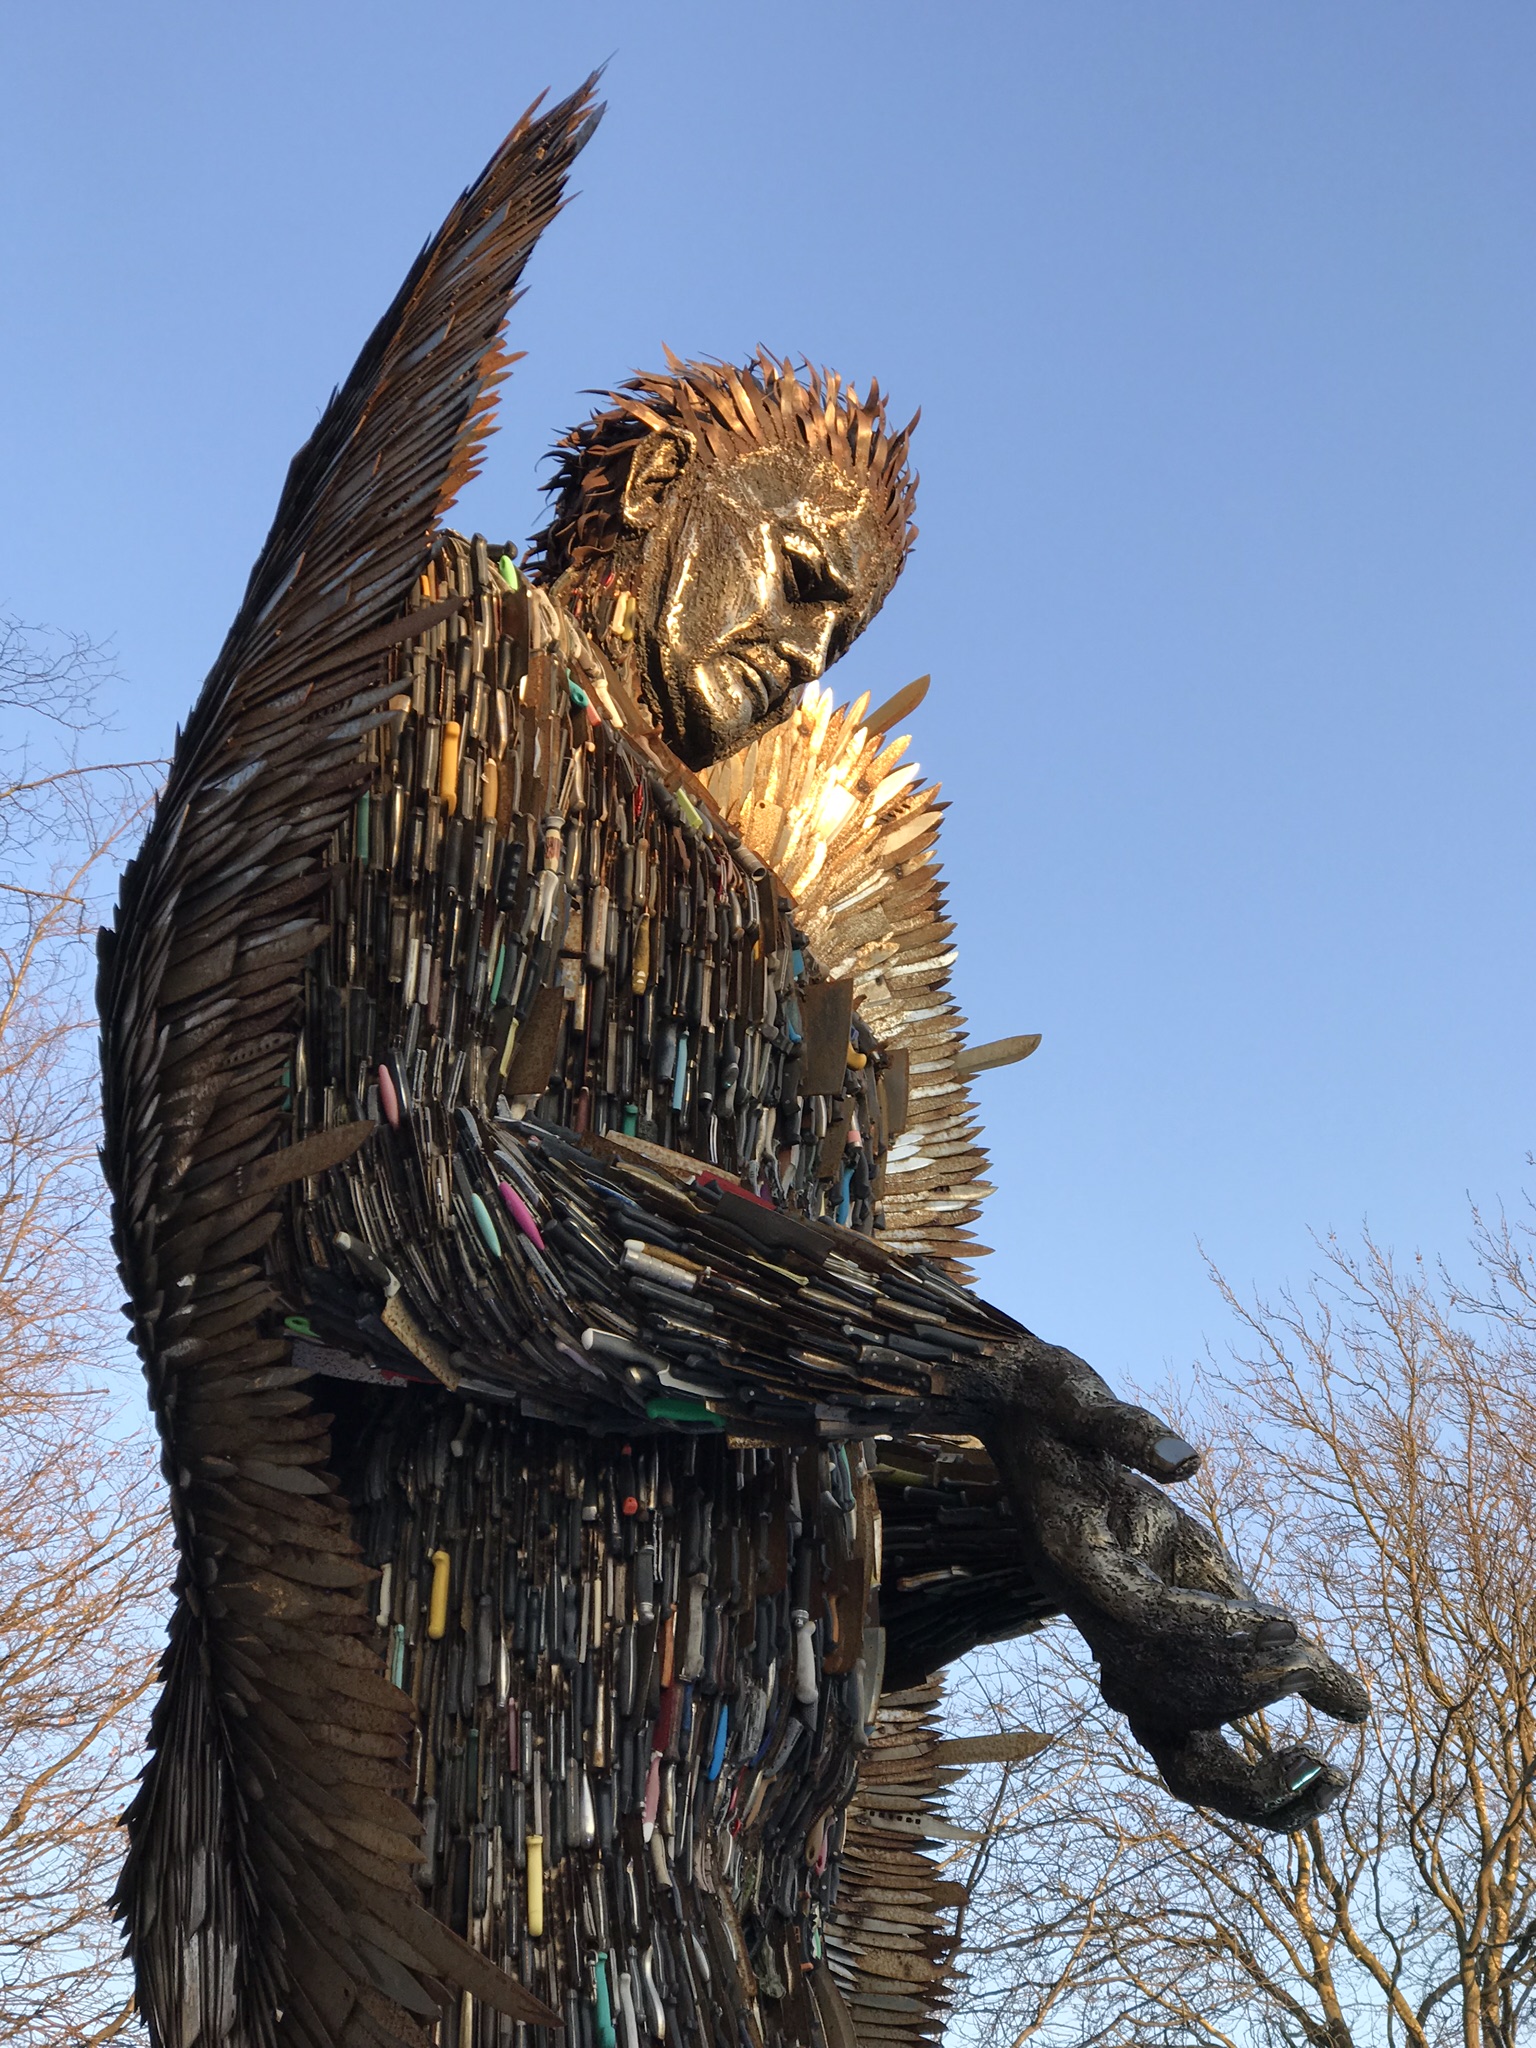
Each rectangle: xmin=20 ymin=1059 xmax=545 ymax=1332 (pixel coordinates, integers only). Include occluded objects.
xmin=99 ymin=77 xmax=1367 ymax=2048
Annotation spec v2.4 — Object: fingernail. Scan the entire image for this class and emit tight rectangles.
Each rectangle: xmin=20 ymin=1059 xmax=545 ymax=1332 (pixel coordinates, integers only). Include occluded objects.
xmin=1288 ymin=1762 xmax=1323 ymax=1793
xmin=1153 ymin=1434 xmax=1198 ymax=1473
xmin=1255 ymin=1619 xmax=1298 ymax=1647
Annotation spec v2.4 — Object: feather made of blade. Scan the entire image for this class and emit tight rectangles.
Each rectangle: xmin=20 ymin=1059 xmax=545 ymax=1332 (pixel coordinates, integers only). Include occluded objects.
xmin=101 ymin=78 xmax=603 ymax=2048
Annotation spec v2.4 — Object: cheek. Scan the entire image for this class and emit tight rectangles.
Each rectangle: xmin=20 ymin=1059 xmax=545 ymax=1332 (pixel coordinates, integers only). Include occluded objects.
xmin=660 ymin=506 xmax=757 ymax=651
xmin=646 ymin=513 xmax=704 ymax=650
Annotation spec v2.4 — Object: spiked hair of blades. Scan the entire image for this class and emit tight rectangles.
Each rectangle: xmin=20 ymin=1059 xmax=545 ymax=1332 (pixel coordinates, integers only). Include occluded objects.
xmin=528 ymin=347 xmax=919 ymax=580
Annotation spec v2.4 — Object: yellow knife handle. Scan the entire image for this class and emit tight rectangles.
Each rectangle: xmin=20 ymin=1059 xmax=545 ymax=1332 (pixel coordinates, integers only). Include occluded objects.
xmin=427 ymin=1548 xmax=451 ymax=1640
xmin=526 ymin=1834 xmax=544 ymax=1937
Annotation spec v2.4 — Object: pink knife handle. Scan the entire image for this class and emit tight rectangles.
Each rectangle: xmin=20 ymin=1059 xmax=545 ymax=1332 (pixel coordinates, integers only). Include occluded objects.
xmin=497 ymin=1181 xmax=546 ymax=1250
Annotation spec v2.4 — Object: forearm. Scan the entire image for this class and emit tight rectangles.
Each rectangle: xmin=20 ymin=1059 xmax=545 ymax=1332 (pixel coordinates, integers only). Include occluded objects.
xmin=298 ymin=1109 xmax=1094 ymax=1438
xmin=297 ymin=1098 xmax=1206 ymax=1516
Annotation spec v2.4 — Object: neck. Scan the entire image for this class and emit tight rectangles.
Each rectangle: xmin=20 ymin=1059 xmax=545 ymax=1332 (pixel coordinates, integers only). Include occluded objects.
xmin=550 ymin=551 xmax=659 ymax=724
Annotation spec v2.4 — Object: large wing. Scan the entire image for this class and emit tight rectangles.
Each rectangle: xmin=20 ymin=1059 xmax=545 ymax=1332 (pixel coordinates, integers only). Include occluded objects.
xmin=99 ymin=80 xmax=603 ymax=2048
xmin=699 ymin=680 xmax=998 ymax=1275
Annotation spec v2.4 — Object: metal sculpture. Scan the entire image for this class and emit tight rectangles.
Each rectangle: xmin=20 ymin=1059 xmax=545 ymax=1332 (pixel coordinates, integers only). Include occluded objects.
xmin=99 ymin=77 xmax=1367 ymax=2048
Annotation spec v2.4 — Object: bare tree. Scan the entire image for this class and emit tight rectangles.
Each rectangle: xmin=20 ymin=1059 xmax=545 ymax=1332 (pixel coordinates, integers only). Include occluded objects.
xmin=944 ymin=1217 xmax=1536 ymax=2048
xmin=0 ymin=616 xmax=164 ymax=2046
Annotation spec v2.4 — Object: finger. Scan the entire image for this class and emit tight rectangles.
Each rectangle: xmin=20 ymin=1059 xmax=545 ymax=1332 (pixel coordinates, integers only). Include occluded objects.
xmin=1228 ymin=1639 xmax=1371 ymax=1728
xmin=1247 ymin=1743 xmax=1351 ymax=1828
xmin=1022 ymin=1341 xmax=1201 ymax=1482
xmin=1262 ymin=1753 xmax=1351 ymax=1829
xmin=1104 ymin=1406 xmax=1201 ymax=1483
xmin=1140 ymin=1727 xmax=1350 ymax=1831
xmin=1297 ymin=1654 xmax=1371 ymax=1725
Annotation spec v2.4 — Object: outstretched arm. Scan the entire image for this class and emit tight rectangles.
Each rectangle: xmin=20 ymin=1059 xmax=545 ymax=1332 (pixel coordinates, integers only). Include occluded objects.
xmin=303 ymin=1102 xmax=1367 ymax=1830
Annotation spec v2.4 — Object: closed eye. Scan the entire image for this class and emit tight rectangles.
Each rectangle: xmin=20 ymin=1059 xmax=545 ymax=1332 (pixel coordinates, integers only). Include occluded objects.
xmin=781 ymin=535 xmax=844 ymax=608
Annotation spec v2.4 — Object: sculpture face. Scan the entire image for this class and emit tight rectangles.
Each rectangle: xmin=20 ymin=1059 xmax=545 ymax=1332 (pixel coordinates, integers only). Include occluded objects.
xmin=625 ymin=438 xmax=901 ymax=768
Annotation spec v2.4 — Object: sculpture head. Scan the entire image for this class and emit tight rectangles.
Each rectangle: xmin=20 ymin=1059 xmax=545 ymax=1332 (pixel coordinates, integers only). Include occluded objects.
xmin=529 ymin=352 xmax=917 ymax=769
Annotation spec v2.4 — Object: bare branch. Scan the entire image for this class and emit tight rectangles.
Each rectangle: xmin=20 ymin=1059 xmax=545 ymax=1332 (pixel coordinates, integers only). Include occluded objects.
xmin=0 ymin=614 xmax=168 ymax=2044
xmin=948 ymin=1224 xmax=1536 ymax=2048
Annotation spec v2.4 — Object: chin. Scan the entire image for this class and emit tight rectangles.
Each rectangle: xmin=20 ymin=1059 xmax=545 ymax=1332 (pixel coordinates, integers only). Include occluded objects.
xmin=657 ymin=654 xmax=756 ymax=768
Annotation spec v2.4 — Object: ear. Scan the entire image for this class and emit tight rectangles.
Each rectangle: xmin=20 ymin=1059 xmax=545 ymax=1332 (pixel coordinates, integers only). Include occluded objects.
xmin=621 ymin=431 xmax=693 ymax=532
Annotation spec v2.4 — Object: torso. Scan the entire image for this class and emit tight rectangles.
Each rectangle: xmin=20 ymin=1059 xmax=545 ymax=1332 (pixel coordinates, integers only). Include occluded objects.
xmin=283 ymin=532 xmax=957 ymax=2048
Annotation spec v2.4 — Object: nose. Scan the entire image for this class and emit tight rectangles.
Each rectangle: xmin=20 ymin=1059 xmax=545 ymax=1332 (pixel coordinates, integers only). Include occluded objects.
xmin=774 ymin=607 xmax=839 ymax=686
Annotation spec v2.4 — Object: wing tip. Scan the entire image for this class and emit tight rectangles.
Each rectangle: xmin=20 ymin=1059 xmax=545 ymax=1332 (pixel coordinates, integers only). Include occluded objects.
xmin=490 ymin=68 xmax=607 ymax=178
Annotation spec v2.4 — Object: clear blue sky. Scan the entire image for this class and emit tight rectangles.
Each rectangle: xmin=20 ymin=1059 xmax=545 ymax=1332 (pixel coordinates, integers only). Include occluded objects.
xmin=3 ymin=4 xmax=1533 ymax=1395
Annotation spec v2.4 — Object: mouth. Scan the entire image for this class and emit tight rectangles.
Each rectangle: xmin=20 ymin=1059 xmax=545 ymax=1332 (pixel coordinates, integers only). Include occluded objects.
xmin=657 ymin=644 xmax=799 ymax=768
xmin=689 ymin=653 xmax=774 ymax=731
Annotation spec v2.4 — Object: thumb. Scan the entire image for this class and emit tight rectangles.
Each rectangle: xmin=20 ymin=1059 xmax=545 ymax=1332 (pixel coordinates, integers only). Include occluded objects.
xmin=1024 ymin=1340 xmax=1201 ymax=1482
xmin=1297 ymin=1653 xmax=1371 ymax=1725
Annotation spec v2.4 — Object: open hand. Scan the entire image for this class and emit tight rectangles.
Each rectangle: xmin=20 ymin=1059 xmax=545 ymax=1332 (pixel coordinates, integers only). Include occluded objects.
xmin=970 ymin=1337 xmax=1369 ymax=1829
